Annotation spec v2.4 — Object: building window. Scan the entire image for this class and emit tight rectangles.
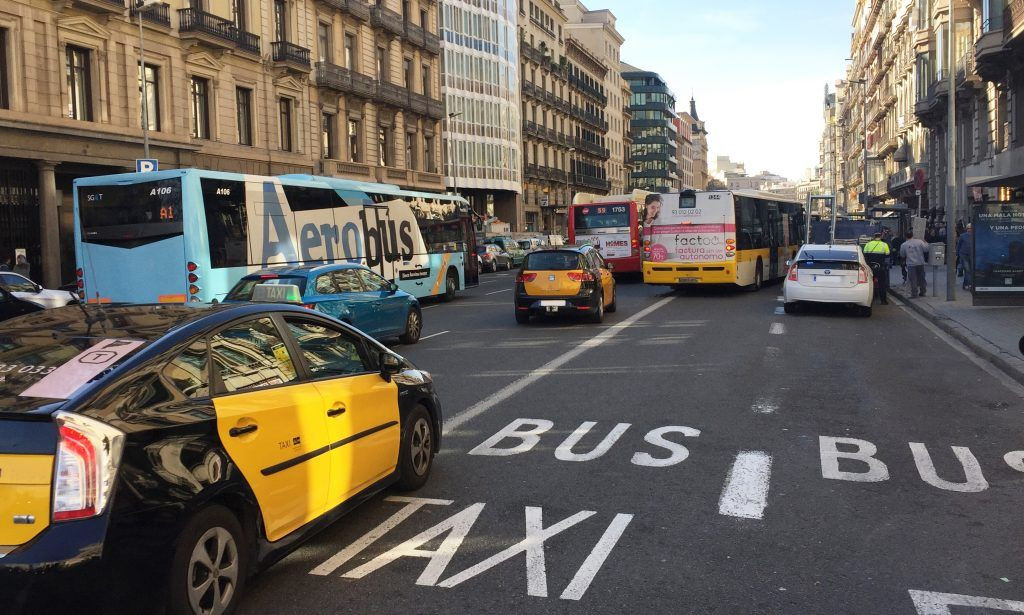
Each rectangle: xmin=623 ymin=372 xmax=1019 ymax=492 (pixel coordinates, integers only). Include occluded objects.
xmin=377 ymin=45 xmax=388 ymax=82
xmin=424 ymin=135 xmax=434 ymax=172
xmin=231 ymin=0 xmax=247 ymax=31
xmin=378 ymin=126 xmax=391 ymax=166
xmin=0 ymin=28 xmax=8 ymax=110
xmin=405 ymin=132 xmax=416 ymax=170
xmin=66 ymin=46 xmax=92 ymax=121
xmin=190 ymin=76 xmax=210 ymax=139
xmin=344 ymin=33 xmax=356 ymax=69
xmin=273 ymin=0 xmax=287 ymax=41
xmin=421 ymin=64 xmax=430 ymax=96
xmin=318 ymin=22 xmax=332 ymax=63
xmin=402 ymin=0 xmax=409 ymax=19
xmin=348 ymin=118 xmax=361 ymax=162
xmin=404 ymin=58 xmax=413 ymax=89
xmin=420 ymin=8 xmax=428 ymax=28
xmin=236 ymin=87 xmax=253 ymax=146
xmin=279 ymin=97 xmax=293 ymax=152
xmin=138 ymin=63 xmax=160 ymax=131
xmin=322 ymin=112 xmax=336 ymax=159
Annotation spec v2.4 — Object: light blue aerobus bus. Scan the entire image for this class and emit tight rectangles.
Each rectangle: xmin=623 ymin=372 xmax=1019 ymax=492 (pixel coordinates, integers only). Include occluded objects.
xmin=72 ymin=169 xmax=479 ymax=304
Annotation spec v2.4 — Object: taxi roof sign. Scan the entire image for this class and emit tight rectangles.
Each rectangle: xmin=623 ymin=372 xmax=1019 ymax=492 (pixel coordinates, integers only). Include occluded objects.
xmin=251 ymin=284 xmax=303 ymax=304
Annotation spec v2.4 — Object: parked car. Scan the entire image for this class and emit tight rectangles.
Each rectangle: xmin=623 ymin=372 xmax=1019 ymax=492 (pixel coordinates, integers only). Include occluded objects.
xmin=517 ymin=237 xmax=543 ymax=253
xmin=486 ymin=237 xmax=527 ymax=266
xmin=0 ymin=271 xmax=77 ymax=308
xmin=0 ymin=302 xmax=441 ymax=614
xmin=514 ymin=245 xmax=616 ymax=324
xmin=225 ymin=263 xmax=423 ymax=344
xmin=476 ymin=244 xmax=513 ymax=272
xmin=783 ymin=244 xmax=874 ymax=317
xmin=0 ymin=286 xmax=44 ymax=322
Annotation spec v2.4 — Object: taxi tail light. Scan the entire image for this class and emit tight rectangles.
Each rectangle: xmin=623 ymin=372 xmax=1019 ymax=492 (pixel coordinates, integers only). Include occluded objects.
xmin=787 ymin=263 xmax=799 ymax=282
xmin=517 ymin=273 xmax=537 ymax=283
xmin=858 ymin=266 xmax=869 ymax=284
xmin=52 ymin=412 xmax=124 ymax=522
xmin=567 ymin=272 xmax=594 ymax=282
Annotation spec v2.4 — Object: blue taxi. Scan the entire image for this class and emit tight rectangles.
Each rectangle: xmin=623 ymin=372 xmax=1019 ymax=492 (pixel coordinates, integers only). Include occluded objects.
xmin=226 ymin=264 xmax=422 ymax=344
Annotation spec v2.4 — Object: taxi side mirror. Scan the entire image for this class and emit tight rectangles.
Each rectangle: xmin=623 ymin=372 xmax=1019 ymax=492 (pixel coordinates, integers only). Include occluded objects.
xmin=606 ymin=263 xmax=614 ymax=271
xmin=785 ymin=260 xmax=792 ymax=267
xmin=388 ymin=282 xmax=399 ymax=293
xmin=380 ymin=352 xmax=403 ymax=382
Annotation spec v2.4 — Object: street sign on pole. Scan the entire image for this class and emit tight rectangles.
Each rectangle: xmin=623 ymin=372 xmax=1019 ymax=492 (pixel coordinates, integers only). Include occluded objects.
xmin=913 ymin=168 xmax=926 ymax=191
xmin=136 ymin=159 xmax=158 ymax=173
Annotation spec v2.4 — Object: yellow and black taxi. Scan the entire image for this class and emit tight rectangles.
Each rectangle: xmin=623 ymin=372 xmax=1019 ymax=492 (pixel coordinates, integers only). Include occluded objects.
xmin=0 ymin=300 xmax=441 ymax=614
xmin=514 ymin=245 xmax=616 ymax=324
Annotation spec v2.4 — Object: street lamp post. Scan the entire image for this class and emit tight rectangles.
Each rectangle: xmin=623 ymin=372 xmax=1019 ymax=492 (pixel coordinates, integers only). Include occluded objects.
xmin=565 ymin=146 xmax=576 ymax=234
xmin=446 ymin=111 xmax=463 ymax=201
xmin=945 ymin=1 xmax=957 ymax=302
xmin=133 ymin=0 xmax=160 ymax=160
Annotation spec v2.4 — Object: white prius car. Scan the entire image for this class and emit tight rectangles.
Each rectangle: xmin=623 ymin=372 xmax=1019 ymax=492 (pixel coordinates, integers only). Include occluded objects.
xmin=0 ymin=272 xmax=77 ymax=309
xmin=783 ymin=244 xmax=874 ymax=317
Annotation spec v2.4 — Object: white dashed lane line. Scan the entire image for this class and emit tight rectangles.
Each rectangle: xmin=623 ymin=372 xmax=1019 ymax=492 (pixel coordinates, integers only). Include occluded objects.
xmin=774 ymin=306 xmax=785 ymax=315
xmin=486 ymin=289 xmax=511 ymax=295
xmin=769 ymin=322 xmax=786 ymax=335
xmin=419 ymin=331 xmax=450 ymax=341
xmin=718 ymin=451 xmax=773 ymax=520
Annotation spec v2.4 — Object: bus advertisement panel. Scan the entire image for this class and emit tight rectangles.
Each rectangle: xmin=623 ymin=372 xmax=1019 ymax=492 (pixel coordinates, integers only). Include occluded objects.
xmin=643 ymin=190 xmax=803 ymax=288
xmin=73 ymin=170 xmax=476 ymax=304
xmin=568 ymin=195 xmax=643 ymax=273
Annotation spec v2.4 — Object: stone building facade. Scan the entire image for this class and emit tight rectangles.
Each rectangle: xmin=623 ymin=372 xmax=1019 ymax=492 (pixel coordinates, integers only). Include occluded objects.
xmin=0 ymin=0 xmax=444 ymax=286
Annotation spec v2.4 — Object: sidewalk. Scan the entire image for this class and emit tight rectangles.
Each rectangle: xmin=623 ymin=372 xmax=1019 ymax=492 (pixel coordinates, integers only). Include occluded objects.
xmin=887 ymin=264 xmax=1024 ymax=385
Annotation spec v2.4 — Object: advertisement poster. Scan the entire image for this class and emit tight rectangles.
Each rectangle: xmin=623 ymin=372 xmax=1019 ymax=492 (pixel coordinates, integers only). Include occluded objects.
xmin=973 ymin=203 xmax=1024 ymax=304
xmin=645 ymin=193 xmax=732 ymax=263
xmin=576 ymin=233 xmax=631 ymax=259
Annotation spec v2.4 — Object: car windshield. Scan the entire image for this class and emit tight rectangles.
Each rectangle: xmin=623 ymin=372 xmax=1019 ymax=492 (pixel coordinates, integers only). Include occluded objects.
xmin=226 ymin=275 xmax=308 ymax=301
xmin=524 ymin=252 xmax=582 ymax=270
xmin=475 ymin=245 xmax=490 ymax=254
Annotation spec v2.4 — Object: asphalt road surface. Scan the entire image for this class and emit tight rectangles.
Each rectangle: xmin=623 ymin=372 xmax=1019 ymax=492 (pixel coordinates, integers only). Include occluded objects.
xmin=239 ymin=271 xmax=1024 ymax=615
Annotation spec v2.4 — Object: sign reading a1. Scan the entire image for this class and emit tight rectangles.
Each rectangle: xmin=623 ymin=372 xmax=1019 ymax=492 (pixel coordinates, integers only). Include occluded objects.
xmin=136 ymin=159 xmax=158 ymax=173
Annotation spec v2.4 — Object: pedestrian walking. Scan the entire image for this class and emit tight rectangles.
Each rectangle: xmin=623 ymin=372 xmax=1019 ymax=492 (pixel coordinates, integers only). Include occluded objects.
xmin=12 ymin=254 xmax=30 ymax=279
xmin=900 ymin=231 xmax=930 ymax=298
xmin=956 ymin=223 xmax=974 ymax=291
xmin=863 ymin=232 xmax=890 ymax=305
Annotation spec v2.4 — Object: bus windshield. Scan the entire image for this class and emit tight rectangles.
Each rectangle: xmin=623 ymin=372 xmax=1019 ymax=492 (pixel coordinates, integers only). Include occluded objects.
xmin=78 ymin=178 xmax=183 ymax=247
xmin=573 ymin=205 xmax=630 ymax=230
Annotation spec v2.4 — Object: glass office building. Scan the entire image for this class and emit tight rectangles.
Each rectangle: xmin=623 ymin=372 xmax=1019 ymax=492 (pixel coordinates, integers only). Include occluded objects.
xmin=440 ymin=0 xmax=522 ymax=228
xmin=623 ymin=68 xmax=679 ymax=193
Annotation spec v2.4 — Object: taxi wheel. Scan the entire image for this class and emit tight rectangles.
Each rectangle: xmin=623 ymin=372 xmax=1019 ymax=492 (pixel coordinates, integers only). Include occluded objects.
xmin=606 ymin=287 xmax=617 ymax=313
xmin=399 ymin=308 xmax=422 ymax=344
xmin=395 ymin=405 xmax=435 ymax=491
xmin=441 ymin=270 xmax=458 ymax=302
xmin=515 ymin=311 xmax=531 ymax=324
xmin=168 ymin=505 xmax=248 ymax=615
xmin=590 ymin=294 xmax=604 ymax=324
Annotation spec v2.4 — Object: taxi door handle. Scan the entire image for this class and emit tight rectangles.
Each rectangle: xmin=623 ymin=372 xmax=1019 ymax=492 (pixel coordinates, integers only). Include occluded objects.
xmin=327 ymin=405 xmax=347 ymax=417
xmin=229 ymin=425 xmax=258 ymax=437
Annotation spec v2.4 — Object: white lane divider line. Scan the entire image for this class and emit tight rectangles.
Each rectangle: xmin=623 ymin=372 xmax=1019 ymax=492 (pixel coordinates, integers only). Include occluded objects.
xmin=444 ymin=296 xmax=676 ymax=433
xmin=718 ymin=451 xmax=772 ymax=520
xmin=422 ymin=305 xmax=441 ymax=310
xmin=769 ymin=322 xmax=786 ymax=335
xmin=486 ymin=289 xmax=511 ymax=295
xmin=909 ymin=589 xmax=1024 ymax=614
xmin=776 ymin=295 xmax=784 ymax=302
xmin=420 ymin=330 xmax=450 ymax=341
xmin=774 ymin=306 xmax=785 ymax=315
xmin=751 ymin=396 xmax=778 ymax=414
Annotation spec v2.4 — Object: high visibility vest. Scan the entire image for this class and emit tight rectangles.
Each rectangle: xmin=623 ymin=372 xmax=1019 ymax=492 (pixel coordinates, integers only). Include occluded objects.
xmin=864 ymin=240 xmax=890 ymax=255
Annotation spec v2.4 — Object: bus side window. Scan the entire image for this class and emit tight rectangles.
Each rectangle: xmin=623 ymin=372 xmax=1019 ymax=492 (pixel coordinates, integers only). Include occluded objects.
xmin=202 ymin=179 xmax=249 ymax=269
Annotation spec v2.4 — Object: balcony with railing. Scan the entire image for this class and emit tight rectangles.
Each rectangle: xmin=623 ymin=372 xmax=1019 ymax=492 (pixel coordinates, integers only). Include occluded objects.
xmin=426 ymin=98 xmax=444 ymax=120
xmin=572 ymin=106 xmax=608 ymax=132
xmin=405 ymin=22 xmax=426 ymax=48
xmin=272 ymin=41 xmax=311 ymax=72
xmin=572 ymin=172 xmax=611 ymax=192
xmin=315 ymin=62 xmax=353 ymax=91
xmin=956 ymin=51 xmax=980 ymax=91
xmin=569 ymin=74 xmax=607 ymax=105
xmin=371 ymin=5 xmax=405 ymax=37
xmin=130 ymin=2 xmax=171 ymax=26
xmin=376 ymin=81 xmax=409 ymax=107
xmin=914 ymin=71 xmax=948 ymax=121
xmin=351 ymin=72 xmax=377 ymax=98
xmin=409 ymin=91 xmax=429 ymax=115
xmin=424 ymin=30 xmax=440 ymax=54
xmin=1008 ymin=0 xmax=1024 ymax=40
xmin=178 ymin=8 xmax=260 ymax=54
xmin=69 ymin=0 xmax=124 ymax=14
xmin=316 ymin=0 xmax=370 ymax=21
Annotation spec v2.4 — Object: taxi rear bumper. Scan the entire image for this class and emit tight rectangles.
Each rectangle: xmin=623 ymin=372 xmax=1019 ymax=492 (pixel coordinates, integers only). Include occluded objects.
xmin=515 ymin=291 xmax=600 ymax=315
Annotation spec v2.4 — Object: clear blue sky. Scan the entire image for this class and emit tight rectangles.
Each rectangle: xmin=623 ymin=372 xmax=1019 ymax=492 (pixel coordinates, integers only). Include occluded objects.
xmin=597 ymin=0 xmax=854 ymax=181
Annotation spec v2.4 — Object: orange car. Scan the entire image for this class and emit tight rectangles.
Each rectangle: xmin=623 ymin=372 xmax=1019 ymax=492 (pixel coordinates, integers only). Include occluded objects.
xmin=514 ymin=245 xmax=616 ymax=324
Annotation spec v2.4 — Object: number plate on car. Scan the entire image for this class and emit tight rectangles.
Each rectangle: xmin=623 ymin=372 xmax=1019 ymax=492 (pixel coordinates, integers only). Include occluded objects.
xmin=539 ymin=300 xmax=566 ymax=307
xmin=676 ymin=277 xmax=699 ymax=283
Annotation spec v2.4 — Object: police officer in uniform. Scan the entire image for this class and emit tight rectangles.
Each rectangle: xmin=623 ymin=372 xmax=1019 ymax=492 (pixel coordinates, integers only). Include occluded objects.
xmin=863 ymin=232 xmax=890 ymax=305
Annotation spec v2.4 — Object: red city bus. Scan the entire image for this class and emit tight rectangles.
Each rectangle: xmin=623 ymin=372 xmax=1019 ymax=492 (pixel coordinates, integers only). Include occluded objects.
xmin=568 ymin=192 xmax=648 ymax=273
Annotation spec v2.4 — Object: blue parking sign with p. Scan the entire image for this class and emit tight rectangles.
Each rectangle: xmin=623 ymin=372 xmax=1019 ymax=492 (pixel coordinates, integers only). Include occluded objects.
xmin=136 ymin=159 xmax=158 ymax=173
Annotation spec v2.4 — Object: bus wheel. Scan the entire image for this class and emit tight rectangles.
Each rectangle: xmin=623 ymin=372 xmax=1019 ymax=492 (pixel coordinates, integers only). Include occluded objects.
xmin=441 ymin=269 xmax=458 ymax=302
xmin=749 ymin=260 xmax=763 ymax=292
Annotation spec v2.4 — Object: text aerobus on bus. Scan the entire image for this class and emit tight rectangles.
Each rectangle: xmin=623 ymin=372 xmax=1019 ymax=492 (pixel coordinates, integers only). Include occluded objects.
xmin=642 ymin=189 xmax=804 ymax=288
xmin=72 ymin=169 xmax=478 ymax=304
xmin=568 ymin=192 xmax=649 ymax=273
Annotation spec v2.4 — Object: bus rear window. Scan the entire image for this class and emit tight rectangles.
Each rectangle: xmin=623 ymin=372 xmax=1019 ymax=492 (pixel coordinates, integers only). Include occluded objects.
xmin=79 ymin=179 xmax=183 ymax=248
xmin=573 ymin=205 xmax=630 ymax=230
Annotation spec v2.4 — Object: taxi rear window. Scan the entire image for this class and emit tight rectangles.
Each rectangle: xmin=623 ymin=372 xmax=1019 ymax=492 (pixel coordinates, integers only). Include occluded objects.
xmin=0 ymin=336 xmax=146 ymax=406
xmin=524 ymin=252 xmax=583 ymax=271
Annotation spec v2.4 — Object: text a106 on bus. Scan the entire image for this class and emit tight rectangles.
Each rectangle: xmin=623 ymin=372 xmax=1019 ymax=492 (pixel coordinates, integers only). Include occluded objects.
xmin=72 ymin=169 xmax=479 ymax=304
xmin=568 ymin=192 xmax=646 ymax=274
xmin=641 ymin=190 xmax=804 ymax=289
